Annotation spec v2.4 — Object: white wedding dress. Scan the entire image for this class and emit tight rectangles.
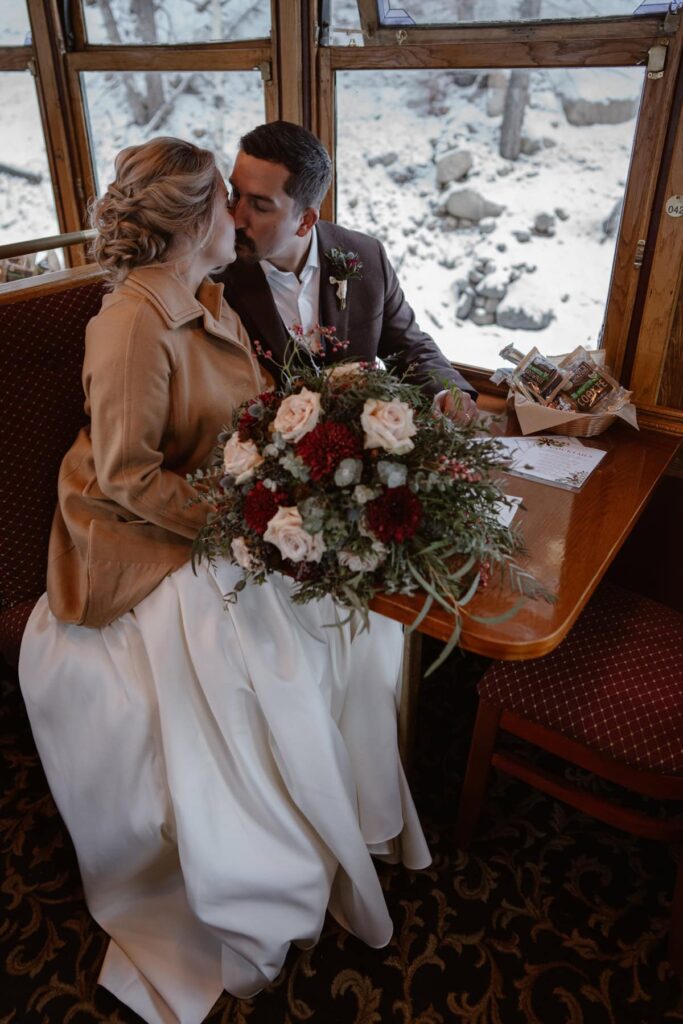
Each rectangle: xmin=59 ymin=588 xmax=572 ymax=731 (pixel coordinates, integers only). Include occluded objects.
xmin=19 ymin=558 xmax=430 ymax=1024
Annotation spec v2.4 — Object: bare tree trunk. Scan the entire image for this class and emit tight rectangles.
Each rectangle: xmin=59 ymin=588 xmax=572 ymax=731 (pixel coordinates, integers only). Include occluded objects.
xmin=131 ymin=0 xmax=164 ymax=119
xmin=95 ymin=0 xmax=149 ymax=125
xmin=499 ymin=0 xmax=541 ymax=160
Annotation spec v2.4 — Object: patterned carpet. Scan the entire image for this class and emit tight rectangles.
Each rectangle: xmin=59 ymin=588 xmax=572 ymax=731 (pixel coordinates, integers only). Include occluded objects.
xmin=2 ymin=640 xmax=682 ymax=1024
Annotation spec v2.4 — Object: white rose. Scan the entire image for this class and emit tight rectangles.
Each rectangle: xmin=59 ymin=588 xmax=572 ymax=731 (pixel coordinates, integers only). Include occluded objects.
xmin=230 ymin=536 xmax=262 ymax=571
xmin=223 ymin=433 xmax=264 ymax=483
xmin=361 ymin=398 xmax=417 ymax=454
xmin=338 ymin=542 xmax=387 ymax=573
xmin=272 ymin=388 xmax=321 ymax=442
xmin=263 ymin=506 xmax=326 ymax=563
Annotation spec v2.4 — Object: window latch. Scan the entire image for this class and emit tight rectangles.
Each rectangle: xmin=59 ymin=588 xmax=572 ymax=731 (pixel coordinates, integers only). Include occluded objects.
xmin=634 ymin=239 xmax=647 ymax=269
xmin=647 ymin=44 xmax=667 ymax=79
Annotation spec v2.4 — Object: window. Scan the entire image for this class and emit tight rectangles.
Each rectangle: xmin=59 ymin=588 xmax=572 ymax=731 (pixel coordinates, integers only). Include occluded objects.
xmin=320 ymin=3 xmax=679 ymax=384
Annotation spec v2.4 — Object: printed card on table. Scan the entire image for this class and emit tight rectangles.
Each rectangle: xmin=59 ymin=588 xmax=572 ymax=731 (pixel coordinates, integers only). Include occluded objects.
xmin=490 ymin=435 xmax=608 ymax=491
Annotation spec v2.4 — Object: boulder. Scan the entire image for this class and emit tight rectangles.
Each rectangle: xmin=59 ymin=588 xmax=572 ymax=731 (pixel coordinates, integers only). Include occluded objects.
xmin=496 ymin=283 xmax=553 ymax=331
xmin=554 ymin=69 xmax=640 ymax=126
xmin=446 ymin=188 xmax=505 ymax=222
xmin=456 ymin=290 xmax=475 ymax=319
xmin=436 ymin=149 xmax=473 ymax=186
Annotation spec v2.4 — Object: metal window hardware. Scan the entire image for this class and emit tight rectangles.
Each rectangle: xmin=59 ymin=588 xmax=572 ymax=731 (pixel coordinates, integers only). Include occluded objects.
xmin=634 ymin=239 xmax=647 ymax=268
xmin=257 ymin=60 xmax=272 ymax=84
xmin=647 ymin=44 xmax=667 ymax=79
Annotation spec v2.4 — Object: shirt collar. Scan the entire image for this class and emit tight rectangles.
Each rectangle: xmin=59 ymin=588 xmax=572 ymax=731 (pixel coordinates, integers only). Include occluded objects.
xmin=260 ymin=227 xmax=319 ymax=282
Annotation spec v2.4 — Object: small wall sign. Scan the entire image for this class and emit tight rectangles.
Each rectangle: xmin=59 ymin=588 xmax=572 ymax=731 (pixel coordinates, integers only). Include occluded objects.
xmin=665 ymin=195 xmax=683 ymax=218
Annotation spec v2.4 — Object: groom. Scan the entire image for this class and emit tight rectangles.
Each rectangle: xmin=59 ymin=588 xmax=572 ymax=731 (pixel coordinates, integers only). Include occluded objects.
xmin=214 ymin=121 xmax=478 ymax=423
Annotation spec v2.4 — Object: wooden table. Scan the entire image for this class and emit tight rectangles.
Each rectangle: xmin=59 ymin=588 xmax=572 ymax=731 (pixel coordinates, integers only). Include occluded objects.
xmin=373 ymin=423 xmax=680 ymax=661
xmin=376 ymin=421 xmax=680 ymax=764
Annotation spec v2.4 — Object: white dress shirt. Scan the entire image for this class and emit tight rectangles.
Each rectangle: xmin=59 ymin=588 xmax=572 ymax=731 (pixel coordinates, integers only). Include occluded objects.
xmin=259 ymin=229 xmax=321 ymax=348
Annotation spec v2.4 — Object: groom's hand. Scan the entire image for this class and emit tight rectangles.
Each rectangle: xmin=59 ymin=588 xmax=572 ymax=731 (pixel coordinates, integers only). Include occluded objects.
xmin=433 ymin=388 xmax=479 ymax=426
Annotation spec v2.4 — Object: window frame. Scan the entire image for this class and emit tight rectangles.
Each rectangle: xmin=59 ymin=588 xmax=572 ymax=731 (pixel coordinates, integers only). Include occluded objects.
xmin=316 ymin=11 xmax=683 ymax=429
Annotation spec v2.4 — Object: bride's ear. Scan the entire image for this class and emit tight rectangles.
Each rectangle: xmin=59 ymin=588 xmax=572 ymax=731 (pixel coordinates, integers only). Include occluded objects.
xmin=296 ymin=207 xmax=319 ymax=237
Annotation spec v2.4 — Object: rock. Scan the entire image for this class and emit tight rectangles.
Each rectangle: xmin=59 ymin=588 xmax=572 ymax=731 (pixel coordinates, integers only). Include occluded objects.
xmin=496 ymin=243 xmax=507 ymax=253
xmin=533 ymin=212 xmax=556 ymax=236
xmin=486 ymin=71 xmax=507 ymax=117
xmin=452 ymin=71 xmax=479 ymax=87
xmin=554 ymin=68 xmax=640 ymax=126
xmin=497 ymin=165 xmax=512 ymax=176
xmin=471 ymin=307 xmax=496 ymax=326
xmin=367 ymin=151 xmax=398 ymax=168
xmin=389 ymin=166 xmax=417 ymax=184
xmin=484 ymin=296 xmax=501 ymax=313
xmin=446 ymin=188 xmax=505 ymax=222
xmin=603 ymin=198 xmax=623 ymax=237
xmin=496 ymin=280 xmax=552 ymax=331
xmin=561 ymin=293 xmax=570 ymax=303
xmin=436 ymin=149 xmax=473 ymax=186
xmin=513 ymin=230 xmax=530 ymax=243
xmin=456 ymin=290 xmax=475 ymax=319
xmin=542 ymin=137 xmax=556 ymax=148
xmin=477 ymin=271 xmax=508 ymax=301
xmin=554 ymin=206 xmax=569 ymax=221
xmin=479 ymin=218 xmax=497 ymax=234
xmin=468 ymin=269 xmax=485 ymax=286
xmin=520 ymin=136 xmax=542 ymax=156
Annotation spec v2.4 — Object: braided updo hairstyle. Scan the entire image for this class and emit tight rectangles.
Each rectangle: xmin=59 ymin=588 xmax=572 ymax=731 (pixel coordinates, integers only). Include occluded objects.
xmin=90 ymin=137 xmax=219 ymax=284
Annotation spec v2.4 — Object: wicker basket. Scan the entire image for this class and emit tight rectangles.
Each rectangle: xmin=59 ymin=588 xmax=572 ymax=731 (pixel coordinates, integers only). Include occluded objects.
xmin=506 ymin=393 xmax=617 ymax=437
xmin=548 ymin=412 xmax=616 ymax=437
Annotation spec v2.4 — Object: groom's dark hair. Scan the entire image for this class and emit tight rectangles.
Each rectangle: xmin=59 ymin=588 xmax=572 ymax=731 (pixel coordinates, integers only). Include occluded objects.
xmin=239 ymin=121 xmax=332 ymax=210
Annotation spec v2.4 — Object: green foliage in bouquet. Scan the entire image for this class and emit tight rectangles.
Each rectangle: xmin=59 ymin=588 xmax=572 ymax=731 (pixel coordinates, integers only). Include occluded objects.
xmin=190 ymin=352 xmax=549 ymax=673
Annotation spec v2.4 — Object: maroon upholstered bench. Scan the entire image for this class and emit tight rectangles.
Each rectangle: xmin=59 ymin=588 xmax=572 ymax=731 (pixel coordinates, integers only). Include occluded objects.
xmin=0 ymin=266 xmax=105 ymax=667
xmin=455 ymin=580 xmax=683 ymax=973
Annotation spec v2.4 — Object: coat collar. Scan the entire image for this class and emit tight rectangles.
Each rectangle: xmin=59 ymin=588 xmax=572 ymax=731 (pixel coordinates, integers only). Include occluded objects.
xmin=123 ymin=264 xmax=226 ymax=333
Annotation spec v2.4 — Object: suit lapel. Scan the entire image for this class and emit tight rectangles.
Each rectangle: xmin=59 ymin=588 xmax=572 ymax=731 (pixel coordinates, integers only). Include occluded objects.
xmin=317 ymin=223 xmax=351 ymax=345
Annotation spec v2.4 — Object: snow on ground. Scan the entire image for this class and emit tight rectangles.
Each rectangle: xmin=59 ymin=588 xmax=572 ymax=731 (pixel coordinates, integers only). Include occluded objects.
xmin=336 ymin=66 xmax=641 ymax=367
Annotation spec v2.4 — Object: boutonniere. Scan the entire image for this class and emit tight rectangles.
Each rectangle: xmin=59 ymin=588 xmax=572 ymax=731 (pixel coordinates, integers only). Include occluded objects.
xmin=324 ymin=248 xmax=363 ymax=310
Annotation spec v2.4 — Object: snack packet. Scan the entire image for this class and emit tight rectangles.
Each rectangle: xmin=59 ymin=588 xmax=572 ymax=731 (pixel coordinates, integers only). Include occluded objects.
xmin=511 ymin=347 xmax=565 ymax=404
xmin=550 ymin=346 xmax=630 ymax=413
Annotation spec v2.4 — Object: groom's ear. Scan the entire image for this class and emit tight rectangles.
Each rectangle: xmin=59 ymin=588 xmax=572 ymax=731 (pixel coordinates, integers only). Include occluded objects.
xmin=296 ymin=207 xmax=319 ymax=238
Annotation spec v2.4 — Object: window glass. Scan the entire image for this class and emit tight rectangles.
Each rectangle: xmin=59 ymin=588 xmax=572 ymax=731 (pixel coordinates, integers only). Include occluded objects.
xmin=82 ymin=70 xmax=266 ymax=192
xmin=0 ymin=1 xmax=31 ymax=46
xmin=0 ymin=72 xmax=60 ymax=247
xmin=83 ymin=0 xmax=270 ymax=45
xmin=336 ymin=66 xmax=644 ymax=369
xmin=375 ymin=0 xmax=647 ymax=27
xmin=326 ymin=0 xmax=364 ymax=44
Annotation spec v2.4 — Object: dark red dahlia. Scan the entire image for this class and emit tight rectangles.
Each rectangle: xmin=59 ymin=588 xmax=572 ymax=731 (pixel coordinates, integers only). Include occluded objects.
xmin=365 ymin=486 xmax=423 ymax=543
xmin=296 ymin=422 xmax=362 ymax=481
xmin=238 ymin=392 xmax=281 ymax=441
xmin=243 ymin=482 xmax=288 ymax=534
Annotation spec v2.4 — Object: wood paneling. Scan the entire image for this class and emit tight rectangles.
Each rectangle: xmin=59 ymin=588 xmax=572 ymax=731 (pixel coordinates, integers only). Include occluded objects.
xmin=67 ymin=45 xmax=270 ymax=72
xmin=659 ymin=286 xmax=683 ymax=409
xmin=0 ymin=47 xmax=31 ymax=70
xmin=630 ymin=44 xmax=683 ymax=413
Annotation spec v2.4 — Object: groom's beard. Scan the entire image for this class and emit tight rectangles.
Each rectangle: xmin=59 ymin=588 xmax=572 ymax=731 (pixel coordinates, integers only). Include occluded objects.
xmin=235 ymin=229 xmax=259 ymax=263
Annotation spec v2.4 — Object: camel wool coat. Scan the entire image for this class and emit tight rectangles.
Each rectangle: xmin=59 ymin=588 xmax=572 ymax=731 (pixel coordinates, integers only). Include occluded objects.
xmin=46 ymin=264 xmax=268 ymax=628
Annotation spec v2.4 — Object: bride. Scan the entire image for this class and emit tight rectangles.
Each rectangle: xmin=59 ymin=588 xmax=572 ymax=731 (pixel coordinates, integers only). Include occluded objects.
xmin=18 ymin=137 xmax=430 ymax=1024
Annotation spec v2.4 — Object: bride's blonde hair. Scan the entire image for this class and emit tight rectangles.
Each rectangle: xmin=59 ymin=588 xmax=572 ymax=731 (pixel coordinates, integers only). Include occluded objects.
xmin=90 ymin=137 xmax=219 ymax=283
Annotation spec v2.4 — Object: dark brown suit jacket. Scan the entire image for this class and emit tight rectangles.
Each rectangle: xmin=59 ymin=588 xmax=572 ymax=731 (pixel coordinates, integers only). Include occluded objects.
xmin=213 ymin=222 xmax=476 ymax=398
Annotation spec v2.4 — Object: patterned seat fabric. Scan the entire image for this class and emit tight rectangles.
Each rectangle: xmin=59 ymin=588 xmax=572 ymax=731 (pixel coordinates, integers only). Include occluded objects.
xmin=0 ymin=281 xmax=105 ymax=666
xmin=478 ymin=581 xmax=683 ymax=775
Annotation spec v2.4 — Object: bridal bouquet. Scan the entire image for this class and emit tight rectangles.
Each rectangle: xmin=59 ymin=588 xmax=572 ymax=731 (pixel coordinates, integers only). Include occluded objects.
xmin=190 ymin=350 xmax=545 ymax=670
